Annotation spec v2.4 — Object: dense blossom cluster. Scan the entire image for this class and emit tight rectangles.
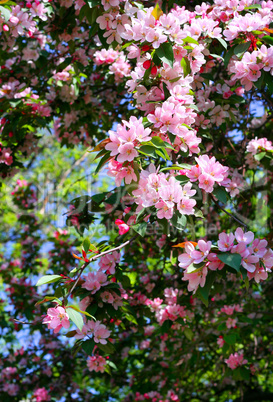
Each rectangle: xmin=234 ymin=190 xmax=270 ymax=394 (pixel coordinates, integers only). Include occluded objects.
xmin=178 ymin=228 xmax=273 ymax=293
xmin=132 ymin=164 xmax=197 ymax=219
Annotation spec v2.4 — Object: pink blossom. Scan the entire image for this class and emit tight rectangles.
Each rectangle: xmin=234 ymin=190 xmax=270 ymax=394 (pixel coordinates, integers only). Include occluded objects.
xmin=247 ymin=266 xmax=268 ymax=283
xmin=225 ymin=352 xmax=248 ymax=370
xmin=190 ymin=240 xmax=211 ymax=264
xmin=87 ymin=355 xmax=107 ymax=373
xmin=218 ymin=232 xmax=235 ymax=252
xmin=226 ymin=317 xmax=237 ymax=329
xmin=82 ymin=271 xmax=108 ymax=293
xmin=33 ymin=387 xmax=50 ymax=402
xmin=235 ymin=227 xmax=254 ymax=245
xmin=42 ymin=306 xmax=70 ymax=333
xmin=182 ymin=266 xmax=208 ymax=293
xmin=99 ymin=251 xmax=121 ymax=274
xmin=217 ymin=336 xmax=225 ymax=348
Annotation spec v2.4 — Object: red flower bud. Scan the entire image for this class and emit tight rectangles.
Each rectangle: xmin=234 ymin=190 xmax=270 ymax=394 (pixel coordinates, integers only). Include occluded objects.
xmin=143 ymin=60 xmax=151 ymax=70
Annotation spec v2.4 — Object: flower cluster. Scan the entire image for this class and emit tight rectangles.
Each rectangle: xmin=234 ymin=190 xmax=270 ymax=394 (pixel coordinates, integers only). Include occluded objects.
xmin=75 ymin=320 xmax=111 ymax=345
xmin=87 ymin=355 xmax=107 ymax=373
xmin=230 ymin=45 xmax=273 ymax=91
xmin=184 ymin=155 xmax=230 ymax=193
xmin=178 ymin=228 xmax=273 ymax=293
xmin=11 ymin=179 xmax=37 ymax=209
xmin=225 ymin=352 xmax=248 ymax=370
xmin=246 ymin=137 xmax=273 ymax=168
xmin=132 ymin=164 xmax=197 ymax=219
xmin=105 ymin=116 xmax=151 ymax=163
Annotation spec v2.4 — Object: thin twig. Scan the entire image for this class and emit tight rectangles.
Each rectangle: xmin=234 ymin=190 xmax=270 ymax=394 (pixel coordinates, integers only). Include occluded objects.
xmin=209 ymin=194 xmax=248 ymax=231
xmin=66 ymin=235 xmax=138 ymax=299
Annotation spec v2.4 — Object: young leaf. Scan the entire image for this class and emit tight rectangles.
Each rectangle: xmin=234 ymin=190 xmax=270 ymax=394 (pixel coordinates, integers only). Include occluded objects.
xmin=36 ymin=275 xmax=63 ymax=287
xmin=151 ymin=3 xmax=163 ymax=20
xmin=35 ymin=296 xmax=62 ymax=306
xmin=181 ymin=57 xmax=191 ymax=77
xmin=183 ymin=36 xmax=199 ymax=45
xmin=82 ymin=238 xmax=91 ymax=254
xmin=66 ymin=307 xmax=84 ymax=331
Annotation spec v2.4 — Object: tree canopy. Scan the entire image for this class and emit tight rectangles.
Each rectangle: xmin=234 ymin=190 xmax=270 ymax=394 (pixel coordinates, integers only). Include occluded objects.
xmin=1 ymin=0 xmax=273 ymax=401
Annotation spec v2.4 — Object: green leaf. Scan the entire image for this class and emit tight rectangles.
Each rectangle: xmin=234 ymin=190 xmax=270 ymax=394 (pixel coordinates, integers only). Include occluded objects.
xmin=95 ymin=151 xmax=111 ymax=174
xmin=218 ymin=253 xmax=242 ymax=272
xmin=184 ymin=327 xmax=194 ymax=340
xmin=155 ymin=42 xmax=174 ymax=68
xmin=162 ymin=81 xmax=171 ymax=99
xmin=224 ymin=46 xmax=235 ymax=68
xmin=239 ymin=264 xmax=248 ymax=281
xmin=170 ymin=211 xmax=187 ymax=230
xmin=107 ymin=361 xmax=117 ymax=370
xmin=262 ymin=35 xmax=273 ymax=46
xmin=155 ymin=148 xmax=167 ymax=160
xmin=138 ymin=145 xmax=157 ymax=158
xmin=213 ymin=187 xmax=229 ymax=204
xmin=91 ymin=192 xmax=108 ymax=204
xmin=82 ymin=339 xmax=95 ymax=355
xmin=228 ymin=94 xmax=245 ymax=104
xmin=195 ymin=271 xmax=216 ymax=307
xmin=183 ymin=36 xmax=199 ymax=45
xmin=82 ymin=238 xmax=90 ymax=254
xmin=36 ymin=275 xmax=62 ymax=286
xmin=132 ymin=222 xmax=147 ymax=237
xmin=167 ymin=132 xmax=176 ymax=144
xmin=233 ymin=41 xmax=251 ymax=58
xmin=66 ymin=307 xmax=84 ymax=331
xmin=194 ymin=209 xmax=204 ymax=219
xmin=224 ymin=333 xmax=237 ymax=345
xmin=254 ymin=151 xmax=266 ymax=161
xmin=0 ymin=5 xmax=10 ymax=21
xmin=120 ymin=275 xmax=131 ymax=288
xmin=217 ymin=322 xmax=226 ymax=331
xmin=160 ymin=164 xmax=192 ymax=171
xmin=65 ymin=330 xmax=77 ymax=338
xmin=217 ymin=37 xmax=227 ymax=49
xmin=152 ymin=51 xmax=162 ymax=66
xmin=264 ymin=72 xmax=273 ymax=94
xmin=175 ymin=175 xmax=190 ymax=184
xmin=35 ymin=296 xmax=62 ymax=306
xmin=200 ymin=72 xmax=214 ymax=81
xmin=187 ymin=262 xmax=206 ymax=274
xmin=87 ymin=0 xmax=100 ymax=6
xmin=181 ymin=57 xmax=191 ymax=77
xmin=245 ymin=4 xmax=261 ymax=9
xmin=239 ymin=367 xmax=250 ymax=381
xmin=254 ymin=70 xmax=264 ymax=90
xmin=151 ymin=136 xmax=166 ymax=148
xmin=97 ymin=342 xmax=116 ymax=354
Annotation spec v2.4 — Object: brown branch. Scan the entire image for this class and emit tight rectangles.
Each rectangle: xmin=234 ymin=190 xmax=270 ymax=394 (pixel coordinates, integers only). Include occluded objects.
xmin=66 ymin=235 xmax=138 ymax=299
xmin=209 ymin=194 xmax=248 ymax=231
